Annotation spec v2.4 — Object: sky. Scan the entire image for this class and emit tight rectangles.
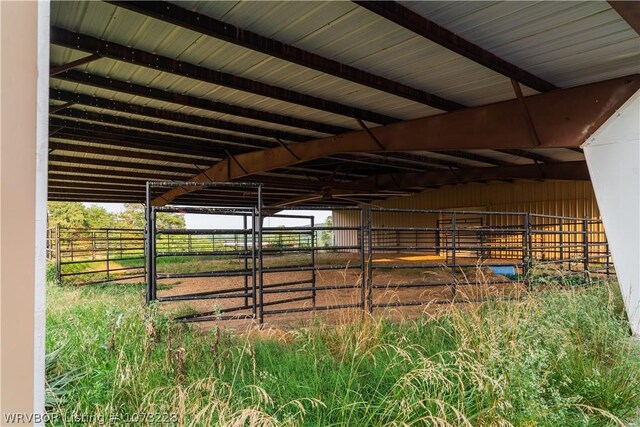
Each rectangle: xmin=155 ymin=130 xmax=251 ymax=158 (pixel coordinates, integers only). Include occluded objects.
xmin=85 ymin=203 xmax=332 ymax=229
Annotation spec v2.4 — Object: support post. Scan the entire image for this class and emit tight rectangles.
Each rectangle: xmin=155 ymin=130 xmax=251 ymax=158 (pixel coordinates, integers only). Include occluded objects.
xmin=523 ymin=213 xmax=530 ymax=288
xmin=366 ymin=208 xmax=374 ymax=314
xmin=310 ymin=216 xmax=317 ymax=307
xmin=359 ymin=209 xmax=366 ymax=311
xmin=145 ymin=182 xmax=155 ymax=305
xmin=105 ymin=229 xmax=110 ymax=283
xmin=243 ymin=215 xmax=249 ymax=308
xmin=251 ymin=211 xmax=257 ymax=319
xmin=451 ymin=212 xmax=457 ymax=299
xmin=257 ymin=185 xmax=264 ymax=325
xmin=55 ymin=225 xmax=61 ymax=285
xmin=583 ymin=218 xmax=590 ymax=282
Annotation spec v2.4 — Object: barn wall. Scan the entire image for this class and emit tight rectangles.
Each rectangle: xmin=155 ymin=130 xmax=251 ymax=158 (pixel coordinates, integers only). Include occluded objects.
xmin=333 ymin=180 xmax=599 ymax=248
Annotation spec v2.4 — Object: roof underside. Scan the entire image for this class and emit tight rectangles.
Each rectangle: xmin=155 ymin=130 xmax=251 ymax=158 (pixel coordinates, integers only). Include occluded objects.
xmin=48 ymin=0 xmax=640 ymax=207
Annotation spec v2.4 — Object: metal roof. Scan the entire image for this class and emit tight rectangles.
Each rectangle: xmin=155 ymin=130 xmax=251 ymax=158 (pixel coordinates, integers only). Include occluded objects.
xmin=48 ymin=0 xmax=640 ymax=207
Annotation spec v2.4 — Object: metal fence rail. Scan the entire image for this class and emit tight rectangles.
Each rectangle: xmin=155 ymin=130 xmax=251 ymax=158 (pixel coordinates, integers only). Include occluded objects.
xmin=49 ymin=184 xmax=613 ymax=326
xmin=48 ymin=227 xmax=145 ymax=286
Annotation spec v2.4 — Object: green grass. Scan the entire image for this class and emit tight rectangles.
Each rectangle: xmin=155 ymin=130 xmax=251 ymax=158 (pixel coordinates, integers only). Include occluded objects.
xmin=46 ymin=279 xmax=640 ymax=426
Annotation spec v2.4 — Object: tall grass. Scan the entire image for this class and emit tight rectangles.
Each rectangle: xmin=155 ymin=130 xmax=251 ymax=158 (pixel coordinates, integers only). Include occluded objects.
xmin=46 ymin=279 xmax=640 ymax=426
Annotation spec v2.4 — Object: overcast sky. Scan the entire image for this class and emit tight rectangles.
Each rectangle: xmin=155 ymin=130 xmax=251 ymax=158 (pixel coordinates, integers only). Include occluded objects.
xmin=85 ymin=203 xmax=332 ymax=229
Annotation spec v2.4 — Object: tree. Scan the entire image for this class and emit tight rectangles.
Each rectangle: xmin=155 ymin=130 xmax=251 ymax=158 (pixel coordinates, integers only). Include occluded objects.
xmin=47 ymin=202 xmax=87 ymax=228
xmin=85 ymin=205 xmax=117 ymax=228
xmin=319 ymin=215 xmax=333 ymax=247
xmin=116 ymin=203 xmax=185 ymax=229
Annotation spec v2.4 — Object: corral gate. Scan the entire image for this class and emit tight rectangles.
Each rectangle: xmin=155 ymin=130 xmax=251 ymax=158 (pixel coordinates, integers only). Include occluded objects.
xmin=140 ymin=182 xmax=613 ymax=326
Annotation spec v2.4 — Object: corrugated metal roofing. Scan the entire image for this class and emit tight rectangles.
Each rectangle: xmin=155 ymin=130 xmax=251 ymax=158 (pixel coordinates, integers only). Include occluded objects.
xmin=48 ymin=0 xmax=640 ymax=206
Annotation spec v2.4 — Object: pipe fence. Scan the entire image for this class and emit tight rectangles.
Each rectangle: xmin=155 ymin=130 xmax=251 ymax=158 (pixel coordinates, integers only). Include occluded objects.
xmin=48 ymin=185 xmax=613 ymax=325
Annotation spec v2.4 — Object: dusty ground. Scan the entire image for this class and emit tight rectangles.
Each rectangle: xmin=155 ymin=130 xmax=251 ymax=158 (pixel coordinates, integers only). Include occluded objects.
xmin=157 ymin=252 xmax=525 ymax=330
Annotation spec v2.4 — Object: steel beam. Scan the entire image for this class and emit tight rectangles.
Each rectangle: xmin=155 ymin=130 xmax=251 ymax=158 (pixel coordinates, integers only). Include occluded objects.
xmin=51 ymin=27 xmax=398 ymax=125
xmin=496 ymin=149 xmax=557 ymax=164
xmin=154 ymin=75 xmax=640 ymax=205
xmin=108 ymin=0 xmax=464 ymax=112
xmin=50 ymin=89 xmax=308 ymax=143
xmin=355 ymin=1 xmax=557 ymax=92
xmin=49 ymin=116 xmax=270 ymax=152
xmin=50 ymin=53 xmax=101 ymax=76
xmin=271 ymin=161 xmax=590 ymax=207
xmin=48 ymin=142 xmax=216 ymax=165
xmin=53 ymin=70 xmax=350 ymax=135
xmin=609 ymin=1 xmax=640 ymax=36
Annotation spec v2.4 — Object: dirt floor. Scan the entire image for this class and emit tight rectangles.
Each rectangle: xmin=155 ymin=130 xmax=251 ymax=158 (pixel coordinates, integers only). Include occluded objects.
xmin=157 ymin=252 xmax=525 ymax=330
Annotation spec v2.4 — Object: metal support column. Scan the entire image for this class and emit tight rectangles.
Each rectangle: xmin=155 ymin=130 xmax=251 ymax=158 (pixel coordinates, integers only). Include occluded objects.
xmin=257 ymin=185 xmax=264 ymax=325
xmin=55 ymin=225 xmax=61 ymax=285
xmin=583 ymin=218 xmax=590 ymax=282
xmin=366 ymin=208 xmax=373 ymax=314
xmin=243 ymin=214 xmax=249 ymax=308
xmin=522 ymin=213 xmax=530 ymax=288
xmin=310 ymin=216 xmax=317 ymax=307
xmin=359 ymin=209 xmax=366 ymax=311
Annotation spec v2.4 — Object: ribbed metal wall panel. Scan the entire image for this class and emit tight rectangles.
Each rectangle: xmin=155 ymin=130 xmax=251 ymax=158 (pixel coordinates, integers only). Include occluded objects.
xmin=334 ymin=180 xmax=600 ymax=248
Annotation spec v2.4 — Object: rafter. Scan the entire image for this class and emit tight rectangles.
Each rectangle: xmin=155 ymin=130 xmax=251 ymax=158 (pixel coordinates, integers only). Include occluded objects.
xmin=49 ymin=154 xmax=202 ymax=175
xmin=53 ymin=71 xmax=351 ymax=136
xmin=51 ymin=27 xmax=397 ymax=125
xmin=354 ymin=1 xmax=557 ymax=92
xmin=50 ymin=89 xmax=309 ymax=142
xmin=50 ymin=53 xmax=101 ymax=76
xmin=609 ymin=1 xmax=640 ymax=36
xmin=108 ymin=1 xmax=465 ymax=112
xmin=49 ymin=117 xmax=259 ymax=154
xmin=152 ymin=75 xmax=640 ymax=206
xmin=270 ymin=161 xmax=590 ymax=208
xmin=497 ymin=149 xmax=557 ymax=164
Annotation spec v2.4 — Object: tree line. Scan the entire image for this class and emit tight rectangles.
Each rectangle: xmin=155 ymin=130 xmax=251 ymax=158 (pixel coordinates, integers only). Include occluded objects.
xmin=47 ymin=202 xmax=186 ymax=229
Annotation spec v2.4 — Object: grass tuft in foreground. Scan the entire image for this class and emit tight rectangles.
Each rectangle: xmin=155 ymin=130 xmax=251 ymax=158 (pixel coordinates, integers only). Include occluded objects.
xmin=46 ymin=280 xmax=640 ymax=426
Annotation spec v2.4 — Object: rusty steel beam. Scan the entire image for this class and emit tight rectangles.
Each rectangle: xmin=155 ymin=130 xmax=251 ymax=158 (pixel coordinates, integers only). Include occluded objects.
xmin=50 ymin=89 xmax=309 ymax=143
xmin=50 ymin=108 xmax=274 ymax=151
xmin=50 ymin=154 xmax=201 ymax=175
xmin=51 ymin=27 xmax=398 ymax=125
xmin=432 ymin=150 xmax=513 ymax=167
xmin=48 ymin=142 xmax=216 ymax=165
xmin=53 ymin=70 xmax=351 ymax=135
xmin=51 ymin=129 xmax=226 ymax=160
xmin=49 ymin=117 xmax=257 ymax=155
xmin=270 ymin=161 xmax=590 ymax=208
xmin=108 ymin=1 xmax=464 ymax=112
xmin=497 ymin=149 xmax=557 ymax=164
xmin=609 ymin=1 xmax=640 ymax=36
xmin=355 ymin=1 xmax=557 ymax=92
xmin=153 ymin=75 xmax=640 ymax=206
xmin=49 ymin=164 xmax=189 ymax=181
xmin=49 ymin=53 xmax=101 ymax=76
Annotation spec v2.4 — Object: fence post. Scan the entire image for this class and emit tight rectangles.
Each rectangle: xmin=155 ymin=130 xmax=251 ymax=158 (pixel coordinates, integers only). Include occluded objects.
xmin=55 ymin=225 xmax=61 ymax=285
xmin=145 ymin=183 xmax=154 ymax=305
xmin=583 ymin=218 xmax=590 ymax=282
xmin=243 ymin=215 xmax=249 ymax=309
xmin=105 ymin=229 xmax=110 ymax=283
xmin=522 ymin=213 xmax=530 ymax=289
xmin=257 ymin=185 xmax=264 ymax=325
xmin=91 ymin=231 xmax=96 ymax=260
xmin=250 ymin=211 xmax=257 ymax=319
xmin=451 ymin=212 xmax=457 ymax=299
xmin=366 ymin=208 xmax=374 ymax=314
xmin=605 ymin=222 xmax=611 ymax=276
xmin=559 ymin=218 xmax=564 ymax=270
xmin=311 ymin=216 xmax=316 ymax=307
xmin=359 ymin=208 xmax=366 ymax=311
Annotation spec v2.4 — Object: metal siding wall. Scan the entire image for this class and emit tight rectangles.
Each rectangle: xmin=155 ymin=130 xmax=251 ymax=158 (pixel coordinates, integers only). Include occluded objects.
xmin=333 ymin=181 xmax=600 ymax=248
